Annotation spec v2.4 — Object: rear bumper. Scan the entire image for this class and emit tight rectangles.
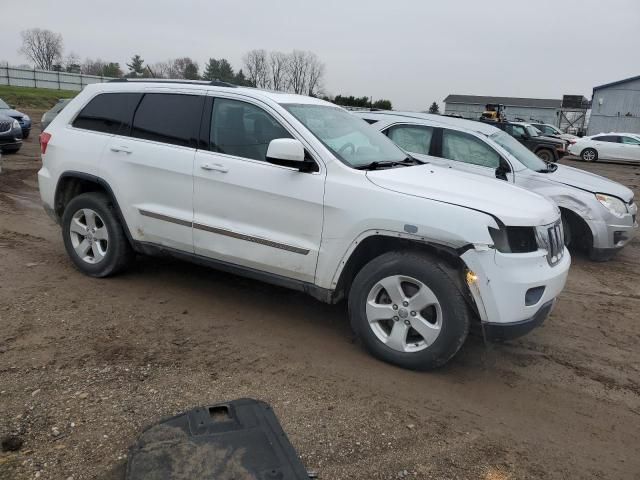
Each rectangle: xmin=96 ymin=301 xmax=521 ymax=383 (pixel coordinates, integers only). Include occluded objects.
xmin=482 ymin=299 xmax=555 ymax=341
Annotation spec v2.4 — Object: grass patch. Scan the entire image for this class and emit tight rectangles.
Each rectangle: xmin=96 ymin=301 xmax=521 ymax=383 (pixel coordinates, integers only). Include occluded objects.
xmin=0 ymin=85 xmax=77 ymax=110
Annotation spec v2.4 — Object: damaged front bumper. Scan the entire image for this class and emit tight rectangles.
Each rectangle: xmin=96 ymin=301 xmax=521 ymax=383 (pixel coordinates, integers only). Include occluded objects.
xmin=460 ymin=246 xmax=570 ymax=340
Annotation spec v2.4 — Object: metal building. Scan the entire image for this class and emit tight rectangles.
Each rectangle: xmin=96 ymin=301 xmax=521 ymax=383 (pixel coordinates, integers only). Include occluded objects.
xmin=587 ymin=75 xmax=640 ymax=135
xmin=443 ymin=95 xmax=562 ymax=125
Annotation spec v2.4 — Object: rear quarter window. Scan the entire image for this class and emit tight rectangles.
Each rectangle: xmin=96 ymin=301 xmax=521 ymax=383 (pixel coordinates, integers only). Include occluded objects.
xmin=72 ymin=93 xmax=142 ymax=135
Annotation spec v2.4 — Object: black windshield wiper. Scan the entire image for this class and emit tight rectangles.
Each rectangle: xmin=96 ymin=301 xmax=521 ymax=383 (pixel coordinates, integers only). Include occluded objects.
xmin=355 ymin=156 xmax=425 ymax=171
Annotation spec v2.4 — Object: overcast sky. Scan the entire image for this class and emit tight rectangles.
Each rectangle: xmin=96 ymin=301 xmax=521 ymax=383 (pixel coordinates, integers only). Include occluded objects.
xmin=2 ymin=0 xmax=639 ymax=110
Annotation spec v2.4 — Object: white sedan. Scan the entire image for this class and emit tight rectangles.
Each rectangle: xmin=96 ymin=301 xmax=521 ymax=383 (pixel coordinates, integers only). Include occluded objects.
xmin=568 ymin=133 xmax=640 ymax=162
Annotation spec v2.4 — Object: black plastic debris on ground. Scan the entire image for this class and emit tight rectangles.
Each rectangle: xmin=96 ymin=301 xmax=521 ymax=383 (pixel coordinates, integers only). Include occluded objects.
xmin=125 ymin=398 xmax=311 ymax=480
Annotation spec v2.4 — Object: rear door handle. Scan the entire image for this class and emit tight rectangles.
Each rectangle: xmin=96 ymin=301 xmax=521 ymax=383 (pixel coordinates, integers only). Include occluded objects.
xmin=110 ymin=146 xmax=132 ymax=154
xmin=201 ymin=163 xmax=228 ymax=173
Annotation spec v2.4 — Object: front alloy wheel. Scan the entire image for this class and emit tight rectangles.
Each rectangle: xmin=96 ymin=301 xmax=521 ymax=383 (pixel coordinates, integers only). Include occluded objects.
xmin=348 ymin=251 xmax=470 ymax=370
xmin=366 ymin=275 xmax=442 ymax=352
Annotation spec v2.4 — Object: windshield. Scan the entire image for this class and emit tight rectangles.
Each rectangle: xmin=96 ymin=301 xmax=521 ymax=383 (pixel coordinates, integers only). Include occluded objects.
xmin=0 ymin=99 xmax=9 ymax=109
xmin=490 ymin=131 xmax=548 ymax=171
xmin=525 ymin=125 xmax=540 ymax=137
xmin=282 ymin=103 xmax=407 ymax=168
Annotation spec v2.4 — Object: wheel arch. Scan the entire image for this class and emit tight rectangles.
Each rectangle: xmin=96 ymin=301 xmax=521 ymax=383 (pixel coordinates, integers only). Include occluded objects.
xmin=54 ymin=171 xmax=135 ymax=247
xmin=331 ymin=232 xmax=470 ymax=303
xmin=559 ymin=206 xmax=594 ymax=251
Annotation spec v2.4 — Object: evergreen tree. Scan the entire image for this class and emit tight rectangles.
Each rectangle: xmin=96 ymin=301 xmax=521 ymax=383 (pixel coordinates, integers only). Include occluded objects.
xmin=234 ymin=69 xmax=249 ymax=86
xmin=428 ymin=102 xmax=440 ymax=114
xmin=126 ymin=54 xmax=145 ymax=78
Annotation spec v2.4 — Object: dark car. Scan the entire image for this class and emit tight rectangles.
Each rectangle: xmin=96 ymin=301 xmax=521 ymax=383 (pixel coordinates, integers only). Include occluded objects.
xmin=41 ymin=98 xmax=72 ymax=131
xmin=0 ymin=113 xmax=23 ymax=153
xmin=0 ymin=98 xmax=32 ymax=139
xmin=486 ymin=120 xmax=567 ymax=162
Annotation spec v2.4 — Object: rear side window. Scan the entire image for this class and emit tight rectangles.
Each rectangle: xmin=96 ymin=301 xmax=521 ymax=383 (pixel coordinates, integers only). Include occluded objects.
xmin=210 ymin=98 xmax=292 ymax=161
xmin=386 ymin=125 xmax=433 ymax=155
xmin=131 ymin=93 xmax=204 ymax=148
xmin=72 ymin=93 xmax=142 ymax=134
xmin=442 ymin=129 xmax=501 ymax=168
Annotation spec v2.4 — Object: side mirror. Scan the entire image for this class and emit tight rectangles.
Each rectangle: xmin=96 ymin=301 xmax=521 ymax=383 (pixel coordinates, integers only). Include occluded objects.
xmin=10 ymin=105 xmax=15 ymax=109
xmin=495 ymin=160 xmax=510 ymax=181
xmin=266 ymin=139 xmax=316 ymax=172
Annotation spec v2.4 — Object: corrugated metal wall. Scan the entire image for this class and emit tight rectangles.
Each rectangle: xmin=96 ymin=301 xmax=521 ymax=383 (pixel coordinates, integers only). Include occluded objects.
xmin=0 ymin=65 xmax=114 ymax=91
xmin=588 ymin=78 xmax=640 ymax=135
xmin=444 ymin=102 xmax=560 ymax=125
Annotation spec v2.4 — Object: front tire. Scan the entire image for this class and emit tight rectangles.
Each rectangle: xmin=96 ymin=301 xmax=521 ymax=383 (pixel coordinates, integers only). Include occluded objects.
xmin=348 ymin=251 xmax=470 ymax=370
xmin=536 ymin=148 xmax=555 ymax=162
xmin=61 ymin=192 xmax=134 ymax=277
xmin=581 ymin=148 xmax=598 ymax=162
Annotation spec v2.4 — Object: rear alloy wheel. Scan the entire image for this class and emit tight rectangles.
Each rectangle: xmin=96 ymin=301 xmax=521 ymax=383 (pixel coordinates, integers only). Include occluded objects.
xmin=348 ymin=251 xmax=470 ymax=370
xmin=581 ymin=148 xmax=597 ymax=162
xmin=69 ymin=208 xmax=110 ymax=264
xmin=62 ymin=192 xmax=134 ymax=277
xmin=536 ymin=149 xmax=554 ymax=162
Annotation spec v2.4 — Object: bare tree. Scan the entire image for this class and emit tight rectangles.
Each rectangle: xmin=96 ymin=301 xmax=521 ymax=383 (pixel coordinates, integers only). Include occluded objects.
xmin=306 ymin=52 xmax=325 ymax=97
xmin=82 ymin=58 xmax=107 ymax=76
xmin=269 ymin=51 xmax=289 ymax=91
xmin=287 ymin=50 xmax=311 ymax=95
xmin=18 ymin=28 xmax=63 ymax=70
xmin=63 ymin=52 xmax=81 ymax=73
xmin=243 ymin=49 xmax=269 ymax=88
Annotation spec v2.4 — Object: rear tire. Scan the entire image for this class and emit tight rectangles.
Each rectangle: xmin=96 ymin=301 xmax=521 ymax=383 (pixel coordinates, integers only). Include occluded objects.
xmin=581 ymin=148 xmax=597 ymax=162
xmin=348 ymin=251 xmax=470 ymax=370
xmin=61 ymin=192 xmax=134 ymax=277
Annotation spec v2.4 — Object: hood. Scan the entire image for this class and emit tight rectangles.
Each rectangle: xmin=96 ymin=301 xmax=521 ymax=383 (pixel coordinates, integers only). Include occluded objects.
xmin=0 ymin=108 xmax=26 ymax=119
xmin=366 ymin=164 xmax=559 ymax=227
xmin=547 ymin=164 xmax=634 ymax=202
xmin=536 ymin=134 xmax=565 ymax=145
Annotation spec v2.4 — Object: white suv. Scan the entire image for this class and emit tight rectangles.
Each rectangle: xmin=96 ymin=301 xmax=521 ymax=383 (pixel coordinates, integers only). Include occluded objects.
xmin=38 ymin=80 xmax=570 ymax=369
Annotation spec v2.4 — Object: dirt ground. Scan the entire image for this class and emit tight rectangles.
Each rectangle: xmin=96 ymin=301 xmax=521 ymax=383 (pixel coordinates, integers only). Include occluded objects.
xmin=1 ymin=110 xmax=639 ymax=480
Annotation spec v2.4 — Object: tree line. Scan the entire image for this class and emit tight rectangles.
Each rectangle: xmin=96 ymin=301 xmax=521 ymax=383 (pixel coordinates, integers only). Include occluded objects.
xmin=15 ymin=27 xmax=396 ymax=110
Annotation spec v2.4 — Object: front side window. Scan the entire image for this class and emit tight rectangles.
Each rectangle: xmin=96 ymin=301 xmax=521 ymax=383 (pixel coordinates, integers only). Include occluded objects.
xmin=282 ymin=104 xmax=407 ymax=168
xmin=490 ymin=131 xmax=547 ymax=171
xmin=386 ymin=125 xmax=433 ymax=155
xmin=73 ymin=93 xmax=142 ymax=135
xmin=131 ymin=93 xmax=203 ymax=148
xmin=525 ymin=126 xmax=540 ymax=137
xmin=442 ymin=129 xmax=500 ymax=168
xmin=621 ymin=136 xmax=640 ymax=145
xmin=211 ymin=98 xmax=292 ymax=161
xmin=509 ymin=125 xmax=528 ymax=138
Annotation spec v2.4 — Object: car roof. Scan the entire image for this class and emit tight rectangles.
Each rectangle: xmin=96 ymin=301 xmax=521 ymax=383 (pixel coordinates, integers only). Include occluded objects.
xmin=355 ymin=110 xmax=503 ymax=136
xmin=86 ymin=80 xmax=331 ymax=107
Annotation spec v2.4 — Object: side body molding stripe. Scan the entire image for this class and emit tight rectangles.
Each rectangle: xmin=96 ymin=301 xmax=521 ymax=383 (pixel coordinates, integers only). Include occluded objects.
xmin=139 ymin=209 xmax=310 ymax=255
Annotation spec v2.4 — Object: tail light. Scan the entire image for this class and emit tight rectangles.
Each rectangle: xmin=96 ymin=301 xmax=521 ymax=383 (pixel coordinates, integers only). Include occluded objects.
xmin=39 ymin=132 xmax=51 ymax=154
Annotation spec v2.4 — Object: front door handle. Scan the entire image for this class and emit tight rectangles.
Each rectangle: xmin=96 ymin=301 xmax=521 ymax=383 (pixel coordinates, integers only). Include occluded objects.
xmin=201 ymin=163 xmax=228 ymax=173
xmin=110 ymin=146 xmax=132 ymax=154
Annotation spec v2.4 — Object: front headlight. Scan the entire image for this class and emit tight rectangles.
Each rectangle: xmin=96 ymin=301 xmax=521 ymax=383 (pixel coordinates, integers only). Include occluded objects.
xmin=12 ymin=119 xmax=20 ymax=130
xmin=596 ymin=193 xmax=627 ymax=218
xmin=22 ymin=114 xmax=30 ymax=122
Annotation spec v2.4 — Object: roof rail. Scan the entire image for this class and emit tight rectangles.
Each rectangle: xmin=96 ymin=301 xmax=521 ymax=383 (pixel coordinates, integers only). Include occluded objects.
xmin=106 ymin=78 xmax=237 ymax=88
